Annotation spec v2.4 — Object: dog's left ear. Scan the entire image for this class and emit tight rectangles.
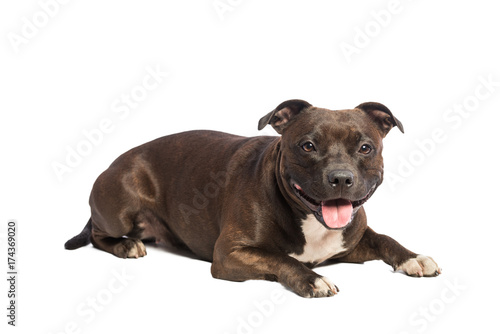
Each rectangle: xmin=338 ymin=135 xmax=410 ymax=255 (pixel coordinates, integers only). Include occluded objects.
xmin=356 ymin=102 xmax=404 ymax=136
xmin=258 ymin=99 xmax=312 ymax=134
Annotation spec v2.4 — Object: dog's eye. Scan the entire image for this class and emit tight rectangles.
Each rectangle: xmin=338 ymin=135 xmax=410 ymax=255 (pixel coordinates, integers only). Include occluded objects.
xmin=301 ymin=142 xmax=315 ymax=152
xmin=359 ymin=144 xmax=372 ymax=154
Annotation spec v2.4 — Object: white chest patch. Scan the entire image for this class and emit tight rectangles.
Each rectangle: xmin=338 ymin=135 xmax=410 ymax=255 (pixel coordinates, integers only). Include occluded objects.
xmin=289 ymin=214 xmax=347 ymax=264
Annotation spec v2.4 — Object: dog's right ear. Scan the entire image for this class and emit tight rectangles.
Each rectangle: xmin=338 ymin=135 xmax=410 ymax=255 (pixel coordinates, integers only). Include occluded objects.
xmin=258 ymin=99 xmax=312 ymax=134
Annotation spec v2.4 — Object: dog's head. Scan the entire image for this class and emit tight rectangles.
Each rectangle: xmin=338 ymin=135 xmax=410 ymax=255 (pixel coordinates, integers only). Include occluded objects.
xmin=258 ymin=99 xmax=403 ymax=229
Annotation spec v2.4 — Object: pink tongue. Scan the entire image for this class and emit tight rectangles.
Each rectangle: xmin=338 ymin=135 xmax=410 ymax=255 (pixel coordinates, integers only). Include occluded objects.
xmin=322 ymin=199 xmax=353 ymax=228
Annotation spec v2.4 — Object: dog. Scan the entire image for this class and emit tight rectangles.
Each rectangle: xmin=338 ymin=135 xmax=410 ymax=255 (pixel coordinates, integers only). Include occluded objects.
xmin=65 ymin=99 xmax=441 ymax=297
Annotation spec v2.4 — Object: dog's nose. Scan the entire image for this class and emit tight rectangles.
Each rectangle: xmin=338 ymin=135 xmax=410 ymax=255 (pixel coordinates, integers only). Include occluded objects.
xmin=328 ymin=170 xmax=354 ymax=188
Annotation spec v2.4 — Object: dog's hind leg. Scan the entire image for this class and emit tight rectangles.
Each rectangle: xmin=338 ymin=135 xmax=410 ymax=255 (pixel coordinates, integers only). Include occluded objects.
xmin=88 ymin=205 xmax=147 ymax=258
xmin=84 ymin=152 xmax=166 ymax=258
xmin=91 ymin=229 xmax=147 ymax=259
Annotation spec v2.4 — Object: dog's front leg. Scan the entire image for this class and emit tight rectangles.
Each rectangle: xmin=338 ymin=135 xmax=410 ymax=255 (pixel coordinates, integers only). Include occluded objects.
xmin=337 ymin=227 xmax=441 ymax=277
xmin=211 ymin=244 xmax=337 ymax=298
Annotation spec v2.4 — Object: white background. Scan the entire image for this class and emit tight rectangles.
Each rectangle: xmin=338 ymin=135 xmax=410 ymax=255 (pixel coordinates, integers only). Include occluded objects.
xmin=1 ymin=1 xmax=499 ymax=333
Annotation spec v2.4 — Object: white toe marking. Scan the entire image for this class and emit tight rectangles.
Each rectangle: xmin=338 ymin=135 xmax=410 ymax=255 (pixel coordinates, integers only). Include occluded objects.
xmin=397 ymin=255 xmax=440 ymax=276
xmin=313 ymin=277 xmax=338 ymax=297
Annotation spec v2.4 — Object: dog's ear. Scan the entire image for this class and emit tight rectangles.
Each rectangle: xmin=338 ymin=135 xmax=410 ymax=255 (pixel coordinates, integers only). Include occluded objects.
xmin=356 ymin=102 xmax=404 ymax=136
xmin=258 ymin=99 xmax=312 ymax=134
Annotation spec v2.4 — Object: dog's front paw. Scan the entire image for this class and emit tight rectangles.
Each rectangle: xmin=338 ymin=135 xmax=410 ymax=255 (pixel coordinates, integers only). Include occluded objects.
xmin=290 ymin=275 xmax=339 ymax=298
xmin=397 ymin=255 xmax=441 ymax=277
xmin=311 ymin=277 xmax=339 ymax=298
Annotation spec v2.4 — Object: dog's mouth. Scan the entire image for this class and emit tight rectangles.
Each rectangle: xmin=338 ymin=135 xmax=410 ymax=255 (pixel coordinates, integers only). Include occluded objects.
xmin=291 ymin=182 xmax=376 ymax=230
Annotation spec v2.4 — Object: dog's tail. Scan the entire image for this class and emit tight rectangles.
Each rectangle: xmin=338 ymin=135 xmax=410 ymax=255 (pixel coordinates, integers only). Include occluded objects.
xmin=64 ymin=218 xmax=92 ymax=250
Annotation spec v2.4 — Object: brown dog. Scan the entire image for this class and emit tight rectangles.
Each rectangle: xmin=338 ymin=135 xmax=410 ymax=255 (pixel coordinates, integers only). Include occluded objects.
xmin=65 ymin=99 xmax=441 ymax=297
